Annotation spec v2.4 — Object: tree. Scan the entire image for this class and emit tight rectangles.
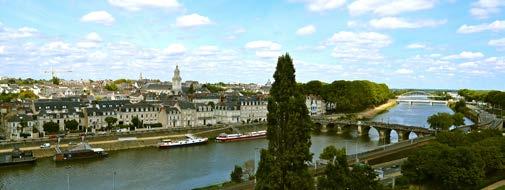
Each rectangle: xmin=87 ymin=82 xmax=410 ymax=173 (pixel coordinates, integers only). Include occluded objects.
xmin=428 ymin=112 xmax=454 ymax=130
xmin=105 ymin=83 xmax=118 ymax=91
xmin=452 ymin=112 xmax=465 ymax=126
xmin=18 ymin=90 xmax=38 ymax=100
xmin=43 ymin=122 xmax=60 ymax=133
xmin=51 ymin=76 xmax=60 ymax=85
xmin=317 ymin=146 xmax=350 ymax=190
xmin=255 ymin=53 xmax=314 ymax=190
xmin=454 ymin=100 xmax=467 ymax=113
xmin=131 ymin=117 xmax=142 ymax=128
xmin=188 ymin=83 xmax=195 ymax=94
xmin=105 ymin=117 xmax=118 ymax=129
xmin=64 ymin=120 xmax=79 ymax=131
xmin=230 ymin=165 xmax=244 ymax=183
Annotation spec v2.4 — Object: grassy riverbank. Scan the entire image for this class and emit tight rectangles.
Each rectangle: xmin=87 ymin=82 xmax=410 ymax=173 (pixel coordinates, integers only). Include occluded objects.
xmin=0 ymin=124 xmax=267 ymax=158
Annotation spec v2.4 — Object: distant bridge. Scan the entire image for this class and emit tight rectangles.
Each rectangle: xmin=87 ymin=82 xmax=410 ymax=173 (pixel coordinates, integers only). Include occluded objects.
xmin=396 ymin=99 xmax=448 ymax=105
xmin=312 ymin=118 xmax=435 ymax=141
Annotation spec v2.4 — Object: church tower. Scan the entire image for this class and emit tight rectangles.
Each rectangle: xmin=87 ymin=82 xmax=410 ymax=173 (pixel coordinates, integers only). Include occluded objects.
xmin=172 ymin=65 xmax=182 ymax=95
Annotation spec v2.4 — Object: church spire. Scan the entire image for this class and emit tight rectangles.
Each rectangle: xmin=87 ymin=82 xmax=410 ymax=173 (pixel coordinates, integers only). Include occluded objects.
xmin=172 ymin=65 xmax=182 ymax=95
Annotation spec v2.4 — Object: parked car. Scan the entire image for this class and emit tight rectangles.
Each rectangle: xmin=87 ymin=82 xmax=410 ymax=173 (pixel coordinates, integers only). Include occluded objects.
xmin=40 ymin=143 xmax=51 ymax=149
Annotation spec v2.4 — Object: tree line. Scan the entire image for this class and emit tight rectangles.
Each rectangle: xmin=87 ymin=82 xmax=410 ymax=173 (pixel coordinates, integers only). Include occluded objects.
xmin=401 ymin=129 xmax=505 ymax=189
xmin=299 ymin=80 xmax=393 ymax=113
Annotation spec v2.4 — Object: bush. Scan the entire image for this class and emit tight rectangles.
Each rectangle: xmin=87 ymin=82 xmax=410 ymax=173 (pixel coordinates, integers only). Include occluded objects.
xmin=230 ymin=165 xmax=243 ymax=183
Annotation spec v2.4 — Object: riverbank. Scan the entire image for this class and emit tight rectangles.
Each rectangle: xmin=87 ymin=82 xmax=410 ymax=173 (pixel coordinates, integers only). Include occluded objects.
xmin=0 ymin=124 xmax=267 ymax=158
xmin=357 ymin=99 xmax=397 ymax=119
xmin=323 ymin=99 xmax=397 ymax=120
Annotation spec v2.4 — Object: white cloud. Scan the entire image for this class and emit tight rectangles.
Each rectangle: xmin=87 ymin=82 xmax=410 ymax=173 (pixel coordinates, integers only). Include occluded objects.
xmin=77 ymin=32 xmax=103 ymax=48
xmin=443 ymin=51 xmax=484 ymax=59
xmin=489 ymin=38 xmax=505 ymax=47
xmin=107 ymin=0 xmax=181 ymax=11
xmin=470 ymin=0 xmax=505 ymax=19
xmin=245 ymin=41 xmax=282 ymax=58
xmin=296 ymin=25 xmax=316 ymax=36
xmin=327 ymin=31 xmax=392 ymax=62
xmin=196 ymin=45 xmax=219 ymax=55
xmin=348 ymin=0 xmax=437 ymax=16
xmin=163 ymin=43 xmax=186 ymax=55
xmin=80 ymin=11 xmax=115 ymax=26
xmin=175 ymin=14 xmax=212 ymax=28
xmin=245 ymin=41 xmax=281 ymax=50
xmin=306 ymin=0 xmax=347 ymax=12
xmin=369 ymin=17 xmax=446 ymax=29
xmin=459 ymin=61 xmax=478 ymax=68
xmin=0 ymin=46 xmax=5 ymax=54
xmin=407 ymin=43 xmax=427 ymax=49
xmin=0 ymin=25 xmax=38 ymax=40
xmin=395 ymin=68 xmax=414 ymax=74
xmin=457 ymin=20 xmax=505 ymax=33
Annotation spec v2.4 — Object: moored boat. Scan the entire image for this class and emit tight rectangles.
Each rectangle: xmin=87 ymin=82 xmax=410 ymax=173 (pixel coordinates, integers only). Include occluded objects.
xmin=216 ymin=130 xmax=267 ymax=142
xmin=158 ymin=134 xmax=208 ymax=148
xmin=0 ymin=148 xmax=37 ymax=167
xmin=54 ymin=142 xmax=108 ymax=161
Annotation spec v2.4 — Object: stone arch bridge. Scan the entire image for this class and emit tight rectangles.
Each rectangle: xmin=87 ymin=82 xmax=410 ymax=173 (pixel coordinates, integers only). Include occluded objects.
xmin=312 ymin=118 xmax=435 ymax=141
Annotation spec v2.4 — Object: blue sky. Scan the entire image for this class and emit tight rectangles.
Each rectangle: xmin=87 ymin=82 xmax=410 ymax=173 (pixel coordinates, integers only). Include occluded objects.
xmin=0 ymin=0 xmax=504 ymax=90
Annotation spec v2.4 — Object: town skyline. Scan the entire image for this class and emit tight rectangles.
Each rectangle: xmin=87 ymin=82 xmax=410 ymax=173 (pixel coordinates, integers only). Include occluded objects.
xmin=1 ymin=0 xmax=505 ymax=90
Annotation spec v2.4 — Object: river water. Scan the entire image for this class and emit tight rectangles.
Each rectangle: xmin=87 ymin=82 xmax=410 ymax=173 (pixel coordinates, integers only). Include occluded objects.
xmin=0 ymin=95 xmax=472 ymax=190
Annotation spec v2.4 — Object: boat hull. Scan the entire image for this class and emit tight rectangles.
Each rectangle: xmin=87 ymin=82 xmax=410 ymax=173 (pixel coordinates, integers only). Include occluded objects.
xmin=216 ymin=134 xmax=266 ymax=142
xmin=0 ymin=158 xmax=37 ymax=167
xmin=158 ymin=139 xmax=208 ymax=148
xmin=54 ymin=151 xmax=108 ymax=162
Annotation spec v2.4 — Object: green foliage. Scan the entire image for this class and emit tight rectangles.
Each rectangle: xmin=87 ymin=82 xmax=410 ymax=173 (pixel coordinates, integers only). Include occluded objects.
xmin=64 ymin=120 xmax=79 ymax=131
xmin=131 ymin=117 xmax=142 ymax=128
xmin=256 ymin=53 xmax=314 ymax=190
xmin=18 ymin=90 xmax=38 ymax=100
xmin=188 ymin=83 xmax=195 ymax=94
xmin=105 ymin=117 xmax=118 ymax=129
xmin=300 ymin=80 xmax=392 ymax=113
xmin=0 ymin=92 xmax=18 ymax=102
xmin=317 ymin=146 xmax=382 ymax=190
xmin=458 ymin=89 xmax=489 ymax=102
xmin=202 ymin=84 xmax=225 ymax=93
xmin=230 ymin=165 xmax=243 ymax=183
xmin=104 ymin=83 xmax=118 ymax=91
xmin=427 ymin=112 xmax=455 ymax=130
xmin=403 ymin=129 xmax=505 ymax=189
xmin=452 ymin=112 xmax=465 ymax=126
xmin=113 ymin=79 xmax=133 ymax=85
xmin=20 ymin=132 xmax=31 ymax=138
xmin=51 ymin=76 xmax=61 ymax=85
xmin=485 ymin=90 xmax=505 ymax=109
xmin=43 ymin=122 xmax=59 ymax=133
xmin=454 ymin=100 xmax=467 ymax=113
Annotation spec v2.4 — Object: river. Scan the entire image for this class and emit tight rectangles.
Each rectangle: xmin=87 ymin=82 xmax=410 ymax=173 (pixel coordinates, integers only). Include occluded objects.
xmin=0 ymin=95 xmax=472 ymax=190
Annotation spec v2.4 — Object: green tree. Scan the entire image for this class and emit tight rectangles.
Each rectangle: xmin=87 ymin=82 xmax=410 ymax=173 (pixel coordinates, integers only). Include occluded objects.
xmin=105 ymin=117 xmax=118 ymax=129
xmin=105 ymin=83 xmax=118 ymax=91
xmin=18 ymin=90 xmax=38 ymax=100
xmin=51 ymin=76 xmax=60 ymax=85
xmin=452 ymin=112 xmax=465 ymax=126
xmin=188 ymin=83 xmax=195 ymax=94
xmin=43 ymin=122 xmax=60 ymax=133
xmin=317 ymin=146 xmax=350 ymax=190
xmin=230 ymin=165 xmax=243 ymax=183
xmin=64 ymin=120 xmax=79 ymax=131
xmin=427 ymin=112 xmax=454 ymax=130
xmin=256 ymin=54 xmax=314 ymax=190
xmin=131 ymin=117 xmax=142 ymax=128
xmin=348 ymin=164 xmax=381 ymax=190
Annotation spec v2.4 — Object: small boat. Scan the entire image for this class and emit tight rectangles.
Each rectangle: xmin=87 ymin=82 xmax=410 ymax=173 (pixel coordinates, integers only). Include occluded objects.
xmin=54 ymin=141 xmax=108 ymax=161
xmin=0 ymin=148 xmax=37 ymax=167
xmin=158 ymin=134 xmax=208 ymax=148
xmin=216 ymin=130 xmax=267 ymax=142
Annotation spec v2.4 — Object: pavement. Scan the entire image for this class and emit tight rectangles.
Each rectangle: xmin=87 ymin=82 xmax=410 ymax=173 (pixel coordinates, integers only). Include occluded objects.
xmin=482 ymin=179 xmax=505 ymax=190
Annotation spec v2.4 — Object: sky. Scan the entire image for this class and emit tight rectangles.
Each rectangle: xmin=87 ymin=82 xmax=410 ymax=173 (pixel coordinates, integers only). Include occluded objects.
xmin=0 ymin=0 xmax=504 ymax=90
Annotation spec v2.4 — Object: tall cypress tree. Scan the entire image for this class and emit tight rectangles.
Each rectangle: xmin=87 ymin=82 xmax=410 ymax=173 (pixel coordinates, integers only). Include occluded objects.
xmin=255 ymin=53 xmax=314 ymax=190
